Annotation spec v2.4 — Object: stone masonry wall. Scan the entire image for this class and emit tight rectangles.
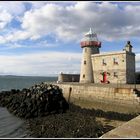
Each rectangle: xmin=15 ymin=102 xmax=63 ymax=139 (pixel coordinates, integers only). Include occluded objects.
xmin=55 ymin=83 xmax=140 ymax=114
xmin=58 ymin=74 xmax=80 ymax=82
xmin=92 ymin=51 xmax=127 ymax=84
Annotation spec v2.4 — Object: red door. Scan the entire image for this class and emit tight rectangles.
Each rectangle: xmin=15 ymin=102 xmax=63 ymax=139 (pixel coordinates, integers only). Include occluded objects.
xmin=101 ymin=71 xmax=109 ymax=83
xmin=103 ymin=72 xmax=107 ymax=83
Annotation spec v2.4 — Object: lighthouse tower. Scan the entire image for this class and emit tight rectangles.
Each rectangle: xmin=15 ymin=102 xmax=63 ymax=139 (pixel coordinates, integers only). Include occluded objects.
xmin=80 ymin=28 xmax=101 ymax=83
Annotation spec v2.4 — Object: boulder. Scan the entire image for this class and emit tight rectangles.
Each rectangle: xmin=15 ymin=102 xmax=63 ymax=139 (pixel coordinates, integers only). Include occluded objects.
xmin=0 ymin=83 xmax=69 ymax=119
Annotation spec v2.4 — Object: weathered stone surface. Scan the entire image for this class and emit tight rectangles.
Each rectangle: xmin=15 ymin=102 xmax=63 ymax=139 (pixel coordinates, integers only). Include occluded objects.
xmin=55 ymin=83 xmax=140 ymax=113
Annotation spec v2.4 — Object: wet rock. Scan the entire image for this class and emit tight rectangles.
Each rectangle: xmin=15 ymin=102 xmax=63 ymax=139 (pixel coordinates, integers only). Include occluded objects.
xmin=0 ymin=82 xmax=69 ymax=119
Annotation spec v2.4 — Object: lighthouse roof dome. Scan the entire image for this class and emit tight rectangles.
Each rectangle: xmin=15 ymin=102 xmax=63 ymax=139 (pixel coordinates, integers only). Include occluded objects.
xmin=82 ymin=28 xmax=98 ymax=42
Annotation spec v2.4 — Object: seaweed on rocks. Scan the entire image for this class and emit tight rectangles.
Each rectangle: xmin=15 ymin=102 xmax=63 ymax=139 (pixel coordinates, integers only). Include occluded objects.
xmin=25 ymin=103 xmax=139 ymax=138
xmin=26 ymin=111 xmax=105 ymax=138
xmin=69 ymin=103 xmax=139 ymax=121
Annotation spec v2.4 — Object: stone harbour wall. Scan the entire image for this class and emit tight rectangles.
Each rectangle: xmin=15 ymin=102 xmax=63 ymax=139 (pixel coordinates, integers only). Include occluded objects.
xmin=58 ymin=74 xmax=80 ymax=82
xmin=54 ymin=83 xmax=140 ymax=114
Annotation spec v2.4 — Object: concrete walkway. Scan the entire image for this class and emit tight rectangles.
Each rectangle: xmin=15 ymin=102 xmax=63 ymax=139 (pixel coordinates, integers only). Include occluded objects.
xmin=100 ymin=115 xmax=140 ymax=138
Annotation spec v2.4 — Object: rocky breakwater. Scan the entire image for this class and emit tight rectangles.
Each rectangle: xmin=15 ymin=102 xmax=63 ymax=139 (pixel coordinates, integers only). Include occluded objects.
xmin=0 ymin=83 xmax=69 ymax=119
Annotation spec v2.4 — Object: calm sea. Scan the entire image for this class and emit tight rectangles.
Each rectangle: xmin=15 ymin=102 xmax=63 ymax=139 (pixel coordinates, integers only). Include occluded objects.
xmin=0 ymin=75 xmax=57 ymax=138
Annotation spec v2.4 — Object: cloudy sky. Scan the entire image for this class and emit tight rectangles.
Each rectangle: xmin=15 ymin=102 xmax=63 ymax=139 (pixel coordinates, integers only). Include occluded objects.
xmin=0 ymin=1 xmax=140 ymax=76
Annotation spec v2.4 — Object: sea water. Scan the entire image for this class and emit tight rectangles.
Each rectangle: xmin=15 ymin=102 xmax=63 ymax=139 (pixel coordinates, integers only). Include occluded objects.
xmin=0 ymin=75 xmax=57 ymax=138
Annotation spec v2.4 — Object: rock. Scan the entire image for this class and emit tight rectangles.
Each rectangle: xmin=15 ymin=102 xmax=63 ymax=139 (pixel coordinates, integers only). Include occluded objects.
xmin=0 ymin=83 xmax=69 ymax=119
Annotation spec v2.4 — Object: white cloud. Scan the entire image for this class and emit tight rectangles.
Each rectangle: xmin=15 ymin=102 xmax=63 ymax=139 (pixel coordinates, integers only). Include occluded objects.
xmin=18 ymin=1 xmax=140 ymax=42
xmin=0 ymin=51 xmax=81 ymax=76
xmin=0 ymin=10 xmax=13 ymax=29
xmin=136 ymin=53 xmax=140 ymax=62
xmin=134 ymin=53 xmax=140 ymax=72
xmin=0 ymin=31 xmax=32 ymax=44
xmin=6 ymin=30 xmax=32 ymax=42
xmin=0 ymin=1 xmax=26 ymax=16
xmin=0 ymin=36 xmax=6 ymax=44
xmin=1 ymin=2 xmax=140 ymax=43
xmin=28 ymin=1 xmax=48 ymax=9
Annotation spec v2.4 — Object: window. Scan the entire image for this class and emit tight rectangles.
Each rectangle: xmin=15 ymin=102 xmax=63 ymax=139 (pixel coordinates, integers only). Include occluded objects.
xmin=84 ymin=60 xmax=86 ymax=65
xmin=85 ymin=48 xmax=87 ymax=52
xmin=107 ymin=72 xmax=110 ymax=75
xmin=102 ymin=59 xmax=106 ymax=65
xmin=113 ymin=58 xmax=118 ymax=65
xmin=114 ymin=72 xmax=118 ymax=77
xmin=83 ymin=74 xmax=85 ymax=78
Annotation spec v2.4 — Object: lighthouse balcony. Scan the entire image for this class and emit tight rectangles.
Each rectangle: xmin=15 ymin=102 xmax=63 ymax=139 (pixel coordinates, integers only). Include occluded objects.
xmin=80 ymin=41 xmax=101 ymax=48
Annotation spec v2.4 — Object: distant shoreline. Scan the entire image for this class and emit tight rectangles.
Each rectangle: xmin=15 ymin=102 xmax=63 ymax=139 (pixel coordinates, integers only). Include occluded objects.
xmin=0 ymin=75 xmax=58 ymax=78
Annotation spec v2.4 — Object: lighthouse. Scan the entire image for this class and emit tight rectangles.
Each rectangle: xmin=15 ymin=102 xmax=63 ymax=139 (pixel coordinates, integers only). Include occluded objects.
xmin=80 ymin=28 xmax=101 ymax=83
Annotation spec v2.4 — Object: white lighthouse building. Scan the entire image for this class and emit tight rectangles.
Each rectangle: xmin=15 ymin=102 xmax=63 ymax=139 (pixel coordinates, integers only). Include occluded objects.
xmin=80 ymin=28 xmax=101 ymax=83
xmin=58 ymin=28 xmax=136 ymax=84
